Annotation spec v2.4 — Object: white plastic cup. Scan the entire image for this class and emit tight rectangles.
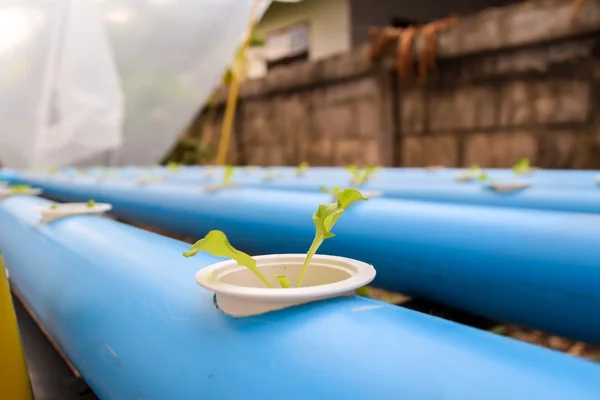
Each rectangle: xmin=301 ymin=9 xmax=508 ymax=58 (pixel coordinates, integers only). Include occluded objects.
xmin=427 ymin=165 xmax=445 ymax=172
xmin=486 ymin=182 xmax=531 ymax=192
xmin=196 ymin=254 xmax=376 ymax=317
xmin=39 ymin=203 xmax=112 ymax=223
xmin=455 ymin=170 xmax=483 ymax=182
xmin=0 ymin=188 xmax=42 ymax=198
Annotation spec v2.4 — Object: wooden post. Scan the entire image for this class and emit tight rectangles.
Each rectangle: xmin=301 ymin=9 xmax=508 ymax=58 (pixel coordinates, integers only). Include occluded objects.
xmin=214 ymin=0 xmax=261 ymax=166
xmin=0 ymin=256 xmax=33 ymax=400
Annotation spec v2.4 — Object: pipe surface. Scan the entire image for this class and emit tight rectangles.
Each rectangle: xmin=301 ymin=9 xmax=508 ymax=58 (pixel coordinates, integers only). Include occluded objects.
xmin=1 ymin=196 xmax=600 ymax=399
xmin=10 ymin=177 xmax=600 ymax=344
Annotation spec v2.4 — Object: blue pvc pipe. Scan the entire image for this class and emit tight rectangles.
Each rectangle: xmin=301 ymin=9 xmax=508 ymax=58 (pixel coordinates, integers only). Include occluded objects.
xmin=20 ymin=170 xmax=600 ymax=214
xmin=1 ymin=196 xmax=600 ymax=399
xmin=0 ymin=168 xmax=15 ymax=183
xmin=160 ymin=166 xmax=600 ymax=190
xmin=11 ymin=177 xmax=600 ymax=344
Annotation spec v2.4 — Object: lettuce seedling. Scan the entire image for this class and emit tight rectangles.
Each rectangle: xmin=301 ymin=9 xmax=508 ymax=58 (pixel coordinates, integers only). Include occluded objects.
xmin=204 ymin=166 xmax=236 ymax=192
xmin=49 ymin=204 xmax=58 ymax=210
xmin=346 ymin=165 xmax=377 ymax=188
xmin=86 ymin=200 xmax=95 ymax=208
xmin=296 ymin=188 xmax=367 ymax=287
xmin=183 ymin=230 xmax=277 ymax=288
xmin=512 ymin=158 xmax=531 ymax=176
xmin=320 ymin=186 xmax=342 ymax=196
xmin=223 ymin=165 xmax=235 ymax=186
xmin=296 ymin=162 xmax=309 ymax=176
xmin=167 ymin=161 xmax=180 ymax=173
xmin=275 ymin=274 xmax=291 ymax=289
xmin=9 ymin=184 xmax=32 ymax=194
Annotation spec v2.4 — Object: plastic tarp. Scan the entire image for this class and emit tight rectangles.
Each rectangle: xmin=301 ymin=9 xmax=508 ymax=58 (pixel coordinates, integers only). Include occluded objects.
xmin=0 ymin=0 xmax=285 ymax=168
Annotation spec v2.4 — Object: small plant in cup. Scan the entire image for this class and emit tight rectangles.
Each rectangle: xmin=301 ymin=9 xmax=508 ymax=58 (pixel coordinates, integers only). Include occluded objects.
xmin=456 ymin=165 xmax=483 ymax=182
xmin=205 ymin=165 xmax=236 ymax=192
xmin=262 ymin=168 xmax=282 ymax=182
xmin=9 ymin=184 xmax=33 ymax=194
xmin=86 ymin=200 xmax=96 ymax=209
xmin=512 ymin=158 xmax=532 ymax=176
xmin=166 ymin=161 xmax=180 ymax=173
xmin=183 ymin=188 xmax=367 ymax=288
xmin=346 ymin=165 xmax=377 ymax=187
xmin=49 ymin=203 xmax=58 ymax=210
xmin=479 ymin=172 xmax=530 ymax=192
xmin=295 ymin=162 xmax=309 ymax=176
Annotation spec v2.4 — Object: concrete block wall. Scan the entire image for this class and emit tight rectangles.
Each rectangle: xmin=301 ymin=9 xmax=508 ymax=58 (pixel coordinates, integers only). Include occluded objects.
xmin=195 ymin=0 xmax=600 ymax=169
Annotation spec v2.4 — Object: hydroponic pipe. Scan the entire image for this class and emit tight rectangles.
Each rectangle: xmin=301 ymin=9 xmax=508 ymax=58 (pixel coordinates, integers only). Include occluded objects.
xmin=1 ymin=196 xmax=599 ymax=399
xmin=23 ymin=170 xmax=600 ymax=214
xmin=12 ymin=177 xmax=600 ymax=344
xmin=161 ymin=166 xmax=600 ymax=190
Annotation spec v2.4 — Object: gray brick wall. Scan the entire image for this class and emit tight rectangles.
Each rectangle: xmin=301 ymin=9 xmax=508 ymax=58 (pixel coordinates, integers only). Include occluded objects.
xmin=194 ymin=0 xmax=600 ymax=169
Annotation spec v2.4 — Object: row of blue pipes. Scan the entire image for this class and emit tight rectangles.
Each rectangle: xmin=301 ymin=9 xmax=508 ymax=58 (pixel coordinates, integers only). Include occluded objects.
xmin=12 ymin=164 xmax=600 ymax=214
xmin=1 ymin=194 xmax=600 ymax=399
xmin=6 ymin=170 xmax=600 ymax=346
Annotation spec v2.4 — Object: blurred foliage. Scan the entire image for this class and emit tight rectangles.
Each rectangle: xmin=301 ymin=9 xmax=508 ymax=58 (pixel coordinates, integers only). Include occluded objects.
xmin=163 ymin=136 xmax=214 ymax=165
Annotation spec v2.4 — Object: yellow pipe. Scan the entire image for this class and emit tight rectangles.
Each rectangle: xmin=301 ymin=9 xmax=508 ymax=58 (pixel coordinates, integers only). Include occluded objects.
xmin=0 ymin=256 xmax=32 ymax=400
xmin=215 ymin=0 xmax=261 ymax=166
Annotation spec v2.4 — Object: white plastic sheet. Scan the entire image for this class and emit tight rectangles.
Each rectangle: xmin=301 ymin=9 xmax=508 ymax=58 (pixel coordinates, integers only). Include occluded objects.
xmin=0 ymin=0 xmax=122 ymax=168
xmin=0 ymin=0 xmax=289 ymax=168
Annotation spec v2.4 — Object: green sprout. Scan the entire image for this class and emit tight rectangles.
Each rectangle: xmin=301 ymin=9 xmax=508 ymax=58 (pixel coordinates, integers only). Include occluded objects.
xmin=320 ymin=186 xmax=342 ymax=196
xmin=9 ymin=184 xmax=32 ymax=194
xmin=297 ymin=188 xmax=367 ymax=287
xmin=49 ymin=204 xmax=58 ymax=210
xmin=296 ymin=162 xmax=309 ymax=176
xmin=275 ymin=274 xmax=291 ymax=289
xmin=512 ymin=158 xmax=531 ymax=176
xmin=86 ymin=200 xmax=95 ymax=209
xmin=183 ymin=230 xmax=276 ymax=288
xmin=346 ymin=165 xmax=377 ymax=188
xmin=456 ymin=165 xmax=483 ymax=181
xmin=166 ymin=161 xmax=180 ymax=173
xmin=223 ymin=165 xmax=235 ymax=186
xmin=204 ymin=165 xmax=236 ymax=192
